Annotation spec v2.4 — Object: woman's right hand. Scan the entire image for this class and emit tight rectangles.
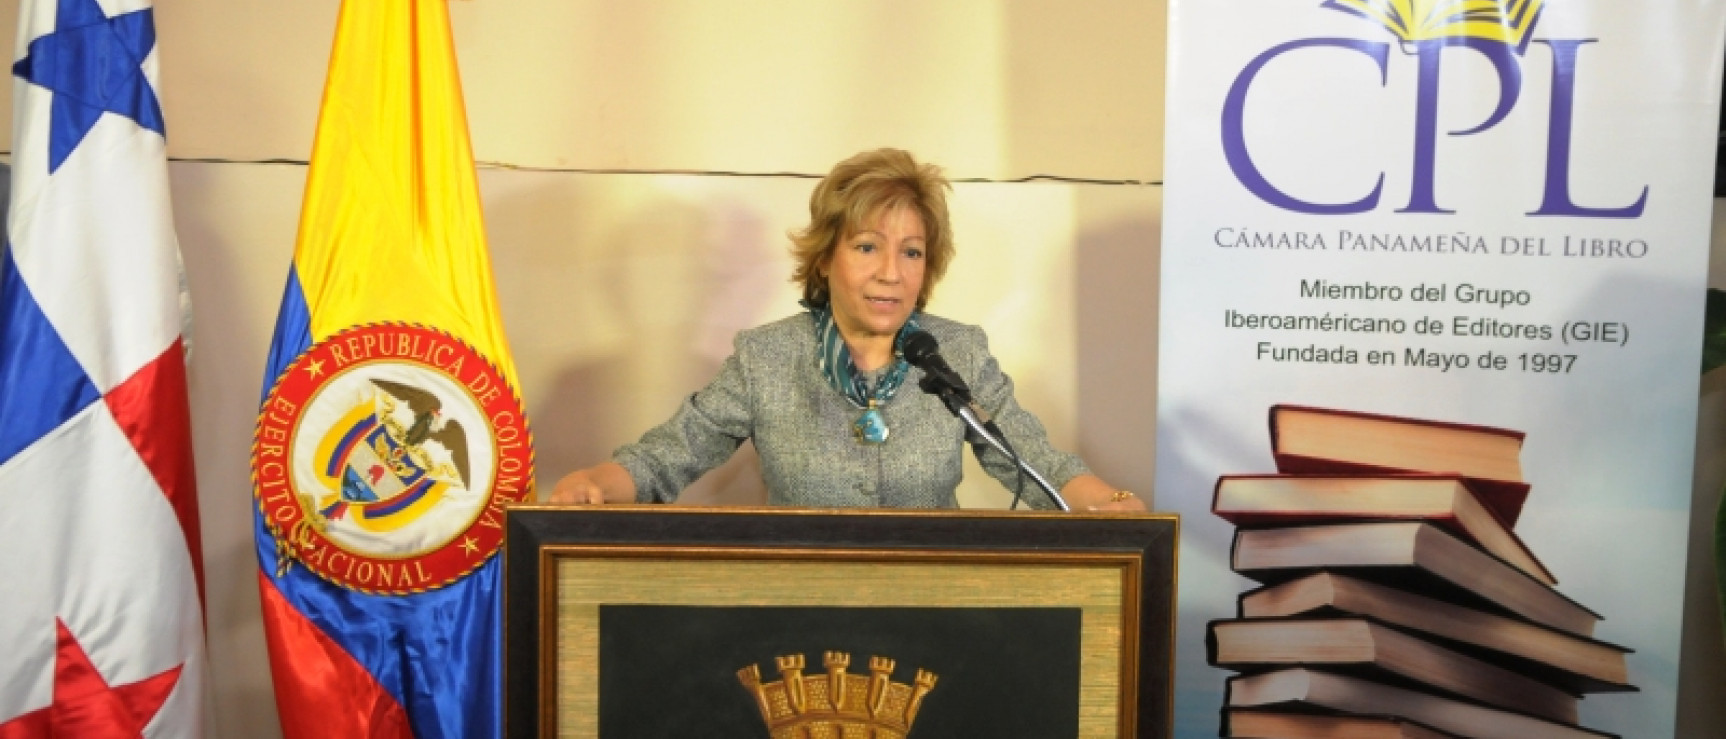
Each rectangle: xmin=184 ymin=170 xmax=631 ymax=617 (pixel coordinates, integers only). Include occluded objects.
xmin=546 ymin=462 xmax=636 ymax=505
xmin=548 ymin=470 xmax=606 ymax=504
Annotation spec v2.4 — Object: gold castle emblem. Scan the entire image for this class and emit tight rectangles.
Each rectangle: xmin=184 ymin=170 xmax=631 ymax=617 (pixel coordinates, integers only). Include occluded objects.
xmin=737 ymin=652 xmax=937 ymax=738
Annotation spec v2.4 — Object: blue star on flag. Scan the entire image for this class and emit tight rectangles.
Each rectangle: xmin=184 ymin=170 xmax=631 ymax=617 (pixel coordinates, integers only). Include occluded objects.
xmin=12 ymin=0 xmax=165 ymax=173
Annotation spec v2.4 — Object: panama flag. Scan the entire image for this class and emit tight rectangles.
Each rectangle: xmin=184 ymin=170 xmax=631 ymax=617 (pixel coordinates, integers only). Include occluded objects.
xmin=251 ymin=0 xmax=533 ymax=737
xmin=0 ymin=0 xmax=207 ymax=736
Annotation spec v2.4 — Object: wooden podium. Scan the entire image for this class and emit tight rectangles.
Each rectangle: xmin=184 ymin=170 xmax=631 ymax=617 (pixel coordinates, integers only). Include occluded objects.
xmin=503 ymin=505 xmax=1177 ymax=737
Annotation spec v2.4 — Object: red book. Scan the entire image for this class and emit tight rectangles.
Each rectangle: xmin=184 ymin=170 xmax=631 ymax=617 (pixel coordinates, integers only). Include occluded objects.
xmin=1240 ymin=572 xmax=1634 ymax=695
xmin=1269 ymin=405 xmax=1531 ymax=525
xmin=1212 ymin=474 xmax=1555 ymax=586
xmin=1225 ymin=668 xmax=1618 ymax=739
xmin=1207 ymin=616 xmax=1580 ymax=723
xmin=1222 ymin=708 xmax=1464 ymax=738
xmin=1231 ymin=522 xmax=1601 ymax=638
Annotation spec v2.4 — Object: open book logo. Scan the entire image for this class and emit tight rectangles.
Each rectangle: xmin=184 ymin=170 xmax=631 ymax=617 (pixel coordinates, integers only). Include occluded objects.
xmin=1221 ymin=0 xmax=1649 ymax=221
xmin=1324 ymin=0 xmax=1544 ymax=49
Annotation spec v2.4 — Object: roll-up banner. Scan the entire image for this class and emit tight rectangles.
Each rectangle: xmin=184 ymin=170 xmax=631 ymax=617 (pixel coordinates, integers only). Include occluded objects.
xmin=1159 ymin=2 xmax=1725 ymax=737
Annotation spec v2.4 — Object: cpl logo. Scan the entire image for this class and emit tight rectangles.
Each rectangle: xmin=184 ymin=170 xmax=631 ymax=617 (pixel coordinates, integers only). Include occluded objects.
xmin=1224 ymin=0 xmax=1646 ymax=218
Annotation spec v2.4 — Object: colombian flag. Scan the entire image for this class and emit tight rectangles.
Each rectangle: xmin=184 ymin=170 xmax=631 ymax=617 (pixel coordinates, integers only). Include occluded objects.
xmin=253 ymin=1 xmax=530 ymax=737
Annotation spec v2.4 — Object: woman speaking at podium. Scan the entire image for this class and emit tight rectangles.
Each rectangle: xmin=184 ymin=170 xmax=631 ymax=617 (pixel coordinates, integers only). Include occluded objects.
xmin=549 ymin=149 xmax=1143 ymax=513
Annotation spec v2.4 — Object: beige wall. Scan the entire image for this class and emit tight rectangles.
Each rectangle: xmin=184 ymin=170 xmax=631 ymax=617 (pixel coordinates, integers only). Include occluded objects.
xmin=27 ymin=0 xmax=1163 ymax=182
xmin=4 ymin=1 xmax=1722 ymax=737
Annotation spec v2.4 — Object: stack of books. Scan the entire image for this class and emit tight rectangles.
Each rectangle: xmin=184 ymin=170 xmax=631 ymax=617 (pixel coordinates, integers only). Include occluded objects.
xmin=1207 ymin=405 xmax=1636 ymax=739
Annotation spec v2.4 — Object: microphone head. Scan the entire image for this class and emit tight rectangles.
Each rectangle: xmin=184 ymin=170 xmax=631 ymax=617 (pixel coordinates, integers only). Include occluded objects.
xmin=901 ymin=330 xmax=940 ymax=366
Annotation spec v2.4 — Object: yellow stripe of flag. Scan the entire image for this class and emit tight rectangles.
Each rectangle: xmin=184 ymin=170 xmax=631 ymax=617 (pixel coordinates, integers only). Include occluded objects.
xmin=291 ymin=0 xmax=518 ymax=388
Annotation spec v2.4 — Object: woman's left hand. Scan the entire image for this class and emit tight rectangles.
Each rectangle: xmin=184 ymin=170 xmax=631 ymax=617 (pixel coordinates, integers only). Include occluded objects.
xmin=1088 ymin=492 xmax=1147 ymax=512
xmin=1060 ymin=474 xmax=1148 ymax=512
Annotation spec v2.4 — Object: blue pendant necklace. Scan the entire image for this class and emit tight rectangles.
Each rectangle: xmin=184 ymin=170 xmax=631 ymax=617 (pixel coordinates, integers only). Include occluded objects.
xmin=853 ymin=399 xmax=890 ymax=444
xmin=809 ymin=303 xmax=920 ymax=446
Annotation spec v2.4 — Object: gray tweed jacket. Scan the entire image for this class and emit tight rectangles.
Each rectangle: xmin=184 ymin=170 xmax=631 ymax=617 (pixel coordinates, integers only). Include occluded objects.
xmin=614 ymin=312 xmax=1090 ymax=508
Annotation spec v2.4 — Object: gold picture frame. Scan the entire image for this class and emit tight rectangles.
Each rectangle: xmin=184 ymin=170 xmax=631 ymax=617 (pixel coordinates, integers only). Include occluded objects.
xmin=503 ymin=505 xmax=1178 ymax=738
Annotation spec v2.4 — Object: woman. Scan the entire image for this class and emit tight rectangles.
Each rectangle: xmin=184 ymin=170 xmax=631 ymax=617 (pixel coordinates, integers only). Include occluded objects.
xmin=549 ymin=148 xmax=1143 ymax=512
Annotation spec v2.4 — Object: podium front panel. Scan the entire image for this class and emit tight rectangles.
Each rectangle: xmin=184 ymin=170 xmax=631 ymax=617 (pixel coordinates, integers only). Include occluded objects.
xmin=503 ymin=506 xmax=1177 ymax=738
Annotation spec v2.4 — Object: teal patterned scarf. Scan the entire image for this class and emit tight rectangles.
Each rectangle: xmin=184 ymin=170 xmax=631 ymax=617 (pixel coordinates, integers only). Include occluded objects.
xmin=807 ymin=302 xmax=922 ymax=443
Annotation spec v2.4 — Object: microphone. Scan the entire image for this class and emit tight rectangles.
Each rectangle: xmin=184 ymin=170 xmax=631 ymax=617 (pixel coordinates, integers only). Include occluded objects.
xmin=903 ymin=330 xmax=997 ymax=430
xmin=901 ymin=330 xmax=972 ymax=401
xmin=902 ymin=329 xmax=1068 ymax=511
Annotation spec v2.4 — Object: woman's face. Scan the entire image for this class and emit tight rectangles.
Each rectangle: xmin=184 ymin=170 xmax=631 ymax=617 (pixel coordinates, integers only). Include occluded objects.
xmin=824 ymin=203 xmax=927 ymax=344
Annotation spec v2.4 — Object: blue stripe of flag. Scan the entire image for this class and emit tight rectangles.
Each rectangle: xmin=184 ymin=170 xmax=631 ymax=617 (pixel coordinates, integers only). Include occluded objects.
xmin=260 ymin=265 xmax=313 ymax=403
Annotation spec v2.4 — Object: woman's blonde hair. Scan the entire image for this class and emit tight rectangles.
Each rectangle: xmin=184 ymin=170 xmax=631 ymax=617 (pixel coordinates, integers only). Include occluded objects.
xmin=790 ymin=148 xmax=954 ymax=310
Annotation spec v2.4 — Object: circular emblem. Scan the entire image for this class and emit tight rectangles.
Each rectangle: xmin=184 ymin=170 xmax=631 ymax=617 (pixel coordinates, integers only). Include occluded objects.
xmin=252 ymin=323 xmax=534 ymax=594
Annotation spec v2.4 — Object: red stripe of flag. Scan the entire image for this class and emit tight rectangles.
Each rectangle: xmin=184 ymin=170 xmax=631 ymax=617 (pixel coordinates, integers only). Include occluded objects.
xmin=257 ymin=572 xmax=414 ymax=739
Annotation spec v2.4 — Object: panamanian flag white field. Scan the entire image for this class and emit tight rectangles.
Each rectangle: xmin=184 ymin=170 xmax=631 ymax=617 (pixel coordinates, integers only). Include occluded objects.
xmin=0 ymin=0 xmax=207 ymax=736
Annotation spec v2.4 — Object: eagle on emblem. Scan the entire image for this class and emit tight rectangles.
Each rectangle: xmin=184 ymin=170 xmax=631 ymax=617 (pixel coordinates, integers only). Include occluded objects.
xmin=307 ymin=375 xmax=479 ymax=530
xmin=371 ymin=378 xmax=471 ymax=488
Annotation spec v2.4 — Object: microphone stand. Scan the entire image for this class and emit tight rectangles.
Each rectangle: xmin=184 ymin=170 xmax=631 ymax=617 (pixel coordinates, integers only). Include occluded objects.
xmin=919 ymin=376 xmax=1071 ymax=512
